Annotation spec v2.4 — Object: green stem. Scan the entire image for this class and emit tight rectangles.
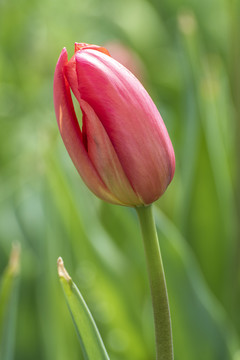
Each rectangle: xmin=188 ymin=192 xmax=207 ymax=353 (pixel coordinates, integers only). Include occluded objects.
xmin=136 ymin=205 xmax=173 ymax=360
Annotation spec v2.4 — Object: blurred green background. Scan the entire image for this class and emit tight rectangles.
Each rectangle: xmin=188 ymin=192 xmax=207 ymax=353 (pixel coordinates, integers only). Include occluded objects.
xmin=0 ymin=0 xmax=240 ymax=359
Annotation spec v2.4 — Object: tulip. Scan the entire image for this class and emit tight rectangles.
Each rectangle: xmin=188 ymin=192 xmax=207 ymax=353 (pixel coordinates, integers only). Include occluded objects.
xmin=53 ymin=43 xmax=175 ymax=206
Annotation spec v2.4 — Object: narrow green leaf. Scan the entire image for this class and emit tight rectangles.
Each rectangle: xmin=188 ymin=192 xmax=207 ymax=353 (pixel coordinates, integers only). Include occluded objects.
xmin=57 ymin=257 xmax=110 ymax=360
xmin=0 ymin=243 xmax=20 ymax=360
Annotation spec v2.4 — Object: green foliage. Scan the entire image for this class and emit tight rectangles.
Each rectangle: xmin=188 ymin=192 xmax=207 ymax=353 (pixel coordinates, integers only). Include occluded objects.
xmin=0 ymin=0 xmax=240 ymax=359
xmin=58 ymin=258 xmax=109 ymax=360
xmin=0 ymin=245 xmax=20 ymax=360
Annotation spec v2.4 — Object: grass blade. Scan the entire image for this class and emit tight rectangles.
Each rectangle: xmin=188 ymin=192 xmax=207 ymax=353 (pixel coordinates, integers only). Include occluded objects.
xmin=57 ymin=257 xmax=110 ymax=360
xmin=0 ymin=243 xmax=20 ymax=360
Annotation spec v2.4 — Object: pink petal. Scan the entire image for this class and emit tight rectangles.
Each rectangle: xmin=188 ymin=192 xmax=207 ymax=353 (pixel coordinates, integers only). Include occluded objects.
xmin=80 ymin=99 xmax=142 ymax=206
xmin=64 ymin=56 xmax=82 ymax=103
xmin=75 ymin=43 xmax=111 ymax=56
xmin=53 ymin=48 xmax=124 ymax=205
xmin=64 ymin=43 xmax=111 ymax=103
xmin=75 ymin=50 xmax=175 ymax=204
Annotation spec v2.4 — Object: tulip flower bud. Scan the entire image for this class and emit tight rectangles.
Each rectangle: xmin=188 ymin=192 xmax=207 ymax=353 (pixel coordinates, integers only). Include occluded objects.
xmin=53 ymin=43 xmax=175 ymax=206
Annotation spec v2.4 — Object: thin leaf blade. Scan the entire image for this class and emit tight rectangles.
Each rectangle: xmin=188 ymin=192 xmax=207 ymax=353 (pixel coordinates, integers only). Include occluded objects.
xmin=57 ymin=257 xmax=110 ymax=360
xmin=0 ymin=243 xmax=20 ymax=360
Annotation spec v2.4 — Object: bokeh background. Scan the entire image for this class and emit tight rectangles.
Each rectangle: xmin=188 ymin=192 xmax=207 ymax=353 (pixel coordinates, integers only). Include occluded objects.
xmin=0 ymin=0 xmax=240 ymax=359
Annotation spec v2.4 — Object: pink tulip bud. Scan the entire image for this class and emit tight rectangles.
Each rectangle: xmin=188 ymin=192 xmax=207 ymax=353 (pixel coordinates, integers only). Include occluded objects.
xmin=53 ymin=43 xmax=175 ymax=206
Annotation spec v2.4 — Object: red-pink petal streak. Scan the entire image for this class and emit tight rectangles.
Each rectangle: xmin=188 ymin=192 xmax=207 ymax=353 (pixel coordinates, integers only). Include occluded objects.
xmin=75 ymin=43 xmax=111 ymax=56
xmin=75 ymin=50 xmax=175 ymax=204
xmin=80 ymin=99 xmax=142 ymax=206
xmin=53 ymin=48 xmax=124 ymax=205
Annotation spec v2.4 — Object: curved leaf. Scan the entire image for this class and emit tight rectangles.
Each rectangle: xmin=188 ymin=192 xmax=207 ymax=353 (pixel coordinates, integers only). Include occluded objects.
xmin=0 ymin=243 xmax=20 ymax=360
xmin=57 ymin=257 xmax=110 ymax=360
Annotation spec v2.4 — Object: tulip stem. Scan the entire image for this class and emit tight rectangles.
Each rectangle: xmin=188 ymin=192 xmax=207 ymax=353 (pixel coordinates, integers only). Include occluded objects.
xmin=136 ymin=205 xmax=173 ymax=360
